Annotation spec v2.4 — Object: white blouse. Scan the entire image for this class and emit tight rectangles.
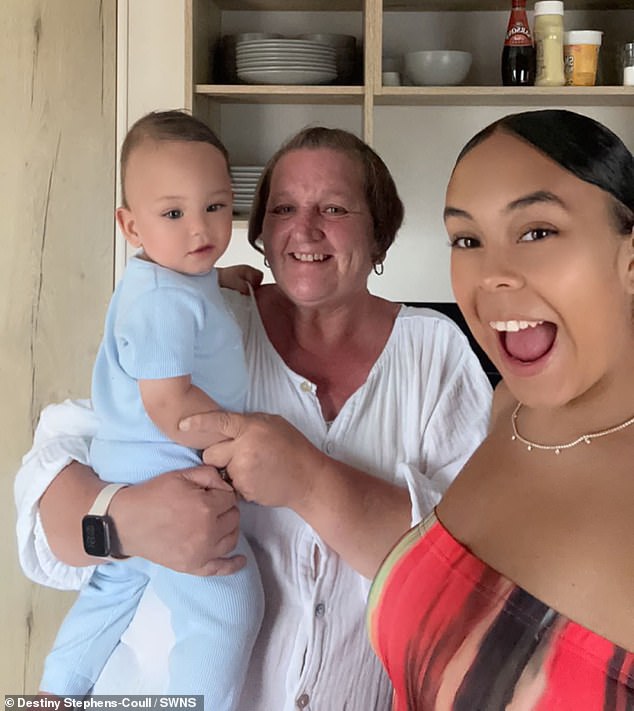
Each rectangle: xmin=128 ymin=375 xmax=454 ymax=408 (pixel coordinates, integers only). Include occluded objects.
xmin=15 ymin=292 xmax=492 ymax=711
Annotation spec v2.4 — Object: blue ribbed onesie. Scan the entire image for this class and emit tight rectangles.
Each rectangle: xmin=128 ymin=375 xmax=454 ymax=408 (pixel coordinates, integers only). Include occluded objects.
xmin=41 ymin=257 xmax=264 ymax=710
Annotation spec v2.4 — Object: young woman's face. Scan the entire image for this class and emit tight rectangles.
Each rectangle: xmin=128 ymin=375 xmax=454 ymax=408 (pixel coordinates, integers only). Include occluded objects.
xmin=444 ymin=130 xmax=634 ymax=408
xmin=117 ymin=139 xmax=233 ymax=275
xmin=260 ymin=147 xmax=376 ymax=308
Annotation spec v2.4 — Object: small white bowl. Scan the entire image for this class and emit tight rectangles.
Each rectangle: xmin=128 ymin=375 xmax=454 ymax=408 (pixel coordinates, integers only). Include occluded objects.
xmin=404 ymin=50 xmax=472 ymax=86
xmin=382 ymin=56 xmax=402 ymax=73
xmin=382 ymin=71 xmax=401 ymax=86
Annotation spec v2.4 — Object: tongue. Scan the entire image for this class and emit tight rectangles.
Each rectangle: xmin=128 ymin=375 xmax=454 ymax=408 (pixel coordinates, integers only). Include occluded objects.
xmin=504 ymin=322 xmax=556 ymax=362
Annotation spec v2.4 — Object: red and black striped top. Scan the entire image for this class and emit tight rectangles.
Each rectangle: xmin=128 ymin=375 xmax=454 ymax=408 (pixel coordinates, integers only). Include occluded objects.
xmin=368 ymin=511 xmax=634 ymax=711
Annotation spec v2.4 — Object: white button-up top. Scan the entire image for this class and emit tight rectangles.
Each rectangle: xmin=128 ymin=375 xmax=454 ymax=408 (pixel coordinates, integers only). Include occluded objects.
xmin=15 ymin=293 xmax=492 ymax=711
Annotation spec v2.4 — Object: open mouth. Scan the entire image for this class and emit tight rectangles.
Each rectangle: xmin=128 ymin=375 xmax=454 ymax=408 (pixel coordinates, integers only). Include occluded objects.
xmin=291 ymin=252 xmax=331 ymax=263
xmin=490 ymin=319 xmax=557 ymax=363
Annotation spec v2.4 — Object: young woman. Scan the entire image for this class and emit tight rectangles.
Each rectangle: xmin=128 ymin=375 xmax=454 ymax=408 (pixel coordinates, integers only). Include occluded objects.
xmin=368 ymin=109 xmax=634 ymax=709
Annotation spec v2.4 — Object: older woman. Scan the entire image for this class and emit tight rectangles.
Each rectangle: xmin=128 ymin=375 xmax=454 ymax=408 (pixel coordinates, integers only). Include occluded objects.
xmin=15 ymin=127 xmax=492 ymax=709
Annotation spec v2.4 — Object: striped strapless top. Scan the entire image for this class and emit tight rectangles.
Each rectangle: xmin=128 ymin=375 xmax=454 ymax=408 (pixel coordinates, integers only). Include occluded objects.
xmin=367 ymin=511 xmax=634 ymax=711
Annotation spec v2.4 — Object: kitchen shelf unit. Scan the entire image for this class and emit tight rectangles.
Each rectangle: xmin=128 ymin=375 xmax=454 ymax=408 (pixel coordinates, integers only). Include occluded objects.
xmin=190 ymin=0 xmax=634 ymax=146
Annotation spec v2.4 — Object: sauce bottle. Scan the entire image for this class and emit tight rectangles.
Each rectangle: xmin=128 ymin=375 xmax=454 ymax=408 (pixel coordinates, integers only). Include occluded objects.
xmin=502 ymin=0 xmax=536 ymax=86
xmin=623 ymin=42 xmax=634 ymax=86
xmin=534 ymin=1 xmax=565 ymax=86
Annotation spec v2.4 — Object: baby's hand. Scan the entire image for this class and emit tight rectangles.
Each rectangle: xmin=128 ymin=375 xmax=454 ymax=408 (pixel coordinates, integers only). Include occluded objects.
xmin=218 ymin=264 xmax=264 ymax=294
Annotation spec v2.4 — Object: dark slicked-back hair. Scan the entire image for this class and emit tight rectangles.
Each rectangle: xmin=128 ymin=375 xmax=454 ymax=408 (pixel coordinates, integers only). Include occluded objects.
xmin=247 ymin=126 xmax=404 ymax=264
xmin=455 ymin=109 xmax=634 ymax=235
xmin=120 ymin=110 xmax=230 ymax=207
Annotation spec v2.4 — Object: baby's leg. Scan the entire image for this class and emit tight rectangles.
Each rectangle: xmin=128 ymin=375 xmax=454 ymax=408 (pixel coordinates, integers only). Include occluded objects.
xmin=150 ymin=533 xmax=264 ymax=711
xmin=40 ymin=561 xmax=149 ymax=695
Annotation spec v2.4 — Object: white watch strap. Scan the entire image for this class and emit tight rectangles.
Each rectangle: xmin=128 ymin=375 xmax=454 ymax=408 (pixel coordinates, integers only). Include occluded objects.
xmin=87 ymin=483 xmax=128 ymax=517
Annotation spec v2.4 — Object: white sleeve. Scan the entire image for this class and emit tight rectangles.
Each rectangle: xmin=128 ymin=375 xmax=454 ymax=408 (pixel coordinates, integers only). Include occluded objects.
xmin=403 ymin=333 xmax=492 ymax=527
xmin=14 ymin=399 xmax=100 ymax=590
xmin=399 ymin=462 xmax=448 ymax=526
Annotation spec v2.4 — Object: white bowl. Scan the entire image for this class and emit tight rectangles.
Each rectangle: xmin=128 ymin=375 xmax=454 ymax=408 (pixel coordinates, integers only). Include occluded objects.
xmin=404 ymin=50 xmax=472 ymax=86
xmin=297 ymin=33 xmax=356 ymax=49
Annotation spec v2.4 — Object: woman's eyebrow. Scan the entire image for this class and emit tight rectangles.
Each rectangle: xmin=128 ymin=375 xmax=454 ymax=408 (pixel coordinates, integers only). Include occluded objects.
xmin=443 ymin=206 xmax=472 ymax=221
xmin=443 ymin=191 xmax=567 ymax=222
xmin=505 ymin=190 xmax=566 ymax=212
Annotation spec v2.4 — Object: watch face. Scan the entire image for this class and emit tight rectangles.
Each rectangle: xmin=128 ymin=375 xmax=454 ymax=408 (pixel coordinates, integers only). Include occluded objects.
xmin=82 ymin=515 xmax=111 ymax=557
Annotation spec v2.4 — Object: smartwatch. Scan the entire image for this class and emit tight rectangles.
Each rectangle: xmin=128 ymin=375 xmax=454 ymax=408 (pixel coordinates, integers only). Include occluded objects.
xmin=82 ymin=483 xmax=128 ymax=558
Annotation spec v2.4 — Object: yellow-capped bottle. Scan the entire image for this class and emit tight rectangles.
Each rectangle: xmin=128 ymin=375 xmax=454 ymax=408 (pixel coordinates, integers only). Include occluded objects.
xmin=534 ymin=1 xmax=565 ymax=86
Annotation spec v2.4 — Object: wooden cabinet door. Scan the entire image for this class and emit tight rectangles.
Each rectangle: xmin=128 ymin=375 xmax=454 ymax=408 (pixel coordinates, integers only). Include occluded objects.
xmin=1 ymin=0 xmax=116 ymax=694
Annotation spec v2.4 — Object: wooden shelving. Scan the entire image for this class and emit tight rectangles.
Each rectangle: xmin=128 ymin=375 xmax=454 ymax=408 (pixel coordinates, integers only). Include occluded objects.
xmin=383 ymin=0 xmax=634 ymax=10
xmin=213 ymin=0 xmax=362 ymax=9
xmin=209 ymin=0 xmax=633 ymax=9
xmin=189 ymin=0 xmax=633 ymax=148
xmin=192 ymin=0 xmax=634 ymax=111
xmin=373 ymin=85 xmax=634 ymax=106
xmin=194 ymin=84 xmax=365 ymax=103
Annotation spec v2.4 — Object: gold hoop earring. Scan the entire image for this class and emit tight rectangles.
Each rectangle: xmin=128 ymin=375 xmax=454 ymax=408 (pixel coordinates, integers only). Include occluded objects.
xmin=373 ymin=262 xmax=384 ymax=276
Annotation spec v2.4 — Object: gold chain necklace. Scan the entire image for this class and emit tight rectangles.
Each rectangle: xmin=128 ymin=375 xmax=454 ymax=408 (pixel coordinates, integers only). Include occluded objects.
xmin=511 ymin=402 xmax=634 ymax=455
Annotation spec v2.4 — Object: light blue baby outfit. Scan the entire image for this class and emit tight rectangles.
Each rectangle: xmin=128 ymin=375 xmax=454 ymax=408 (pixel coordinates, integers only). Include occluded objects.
xmin=41 ymin=257 xmax=264 ymax=709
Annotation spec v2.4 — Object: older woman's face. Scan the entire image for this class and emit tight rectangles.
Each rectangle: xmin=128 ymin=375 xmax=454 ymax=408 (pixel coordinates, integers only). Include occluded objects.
xmin=260 ymin=147 xmax=376 ymax=308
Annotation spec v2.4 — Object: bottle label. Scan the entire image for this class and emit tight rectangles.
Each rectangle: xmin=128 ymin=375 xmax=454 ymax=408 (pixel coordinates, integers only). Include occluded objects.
xmin=505 ymin=22 xmax=533 ymax=46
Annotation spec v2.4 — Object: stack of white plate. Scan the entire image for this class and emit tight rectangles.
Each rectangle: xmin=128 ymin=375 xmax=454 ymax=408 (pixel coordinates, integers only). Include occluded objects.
xmin=298 ymin=33 xmax=357 ymax=84
xmin=231 ymin=165 xmax=264 ymax=215
xmin=236 ymin=38 xmax=337 ymax=85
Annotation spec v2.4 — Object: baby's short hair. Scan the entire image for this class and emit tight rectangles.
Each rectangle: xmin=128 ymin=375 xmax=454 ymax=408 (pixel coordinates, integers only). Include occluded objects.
xmin=120 ymin=110 xmax=229 ymax=207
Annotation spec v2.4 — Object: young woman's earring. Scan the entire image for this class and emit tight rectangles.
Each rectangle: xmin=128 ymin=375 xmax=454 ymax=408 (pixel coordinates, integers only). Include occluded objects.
xmin=264 ymin=257 xmax=271 ymax=268
xmin=373 ymin=262 xmax=384 ymax=276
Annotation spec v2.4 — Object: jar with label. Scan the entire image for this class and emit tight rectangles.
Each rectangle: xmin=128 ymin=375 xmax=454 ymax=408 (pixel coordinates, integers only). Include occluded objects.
xmin=534 ymin=1 xmax=565 ymax=86
xmin=564 ymin=30 xmax=602 ymax=86
xmin=623 ymin=42 xmax=634 ymax=86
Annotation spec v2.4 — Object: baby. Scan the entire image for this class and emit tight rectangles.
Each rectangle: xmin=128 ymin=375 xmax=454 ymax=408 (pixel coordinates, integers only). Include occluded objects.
xmin=40 ymin=110 xmax=264 ymax=710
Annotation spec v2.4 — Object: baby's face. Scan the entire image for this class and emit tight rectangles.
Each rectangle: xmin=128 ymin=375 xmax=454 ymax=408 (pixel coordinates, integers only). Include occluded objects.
xmin=118 ymin=139 xmax=233 ymax=275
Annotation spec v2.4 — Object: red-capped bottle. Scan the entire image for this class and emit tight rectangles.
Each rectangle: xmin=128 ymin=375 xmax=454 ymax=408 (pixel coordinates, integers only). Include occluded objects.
xmin=502 ymin=0 xmax=536 ymax=85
